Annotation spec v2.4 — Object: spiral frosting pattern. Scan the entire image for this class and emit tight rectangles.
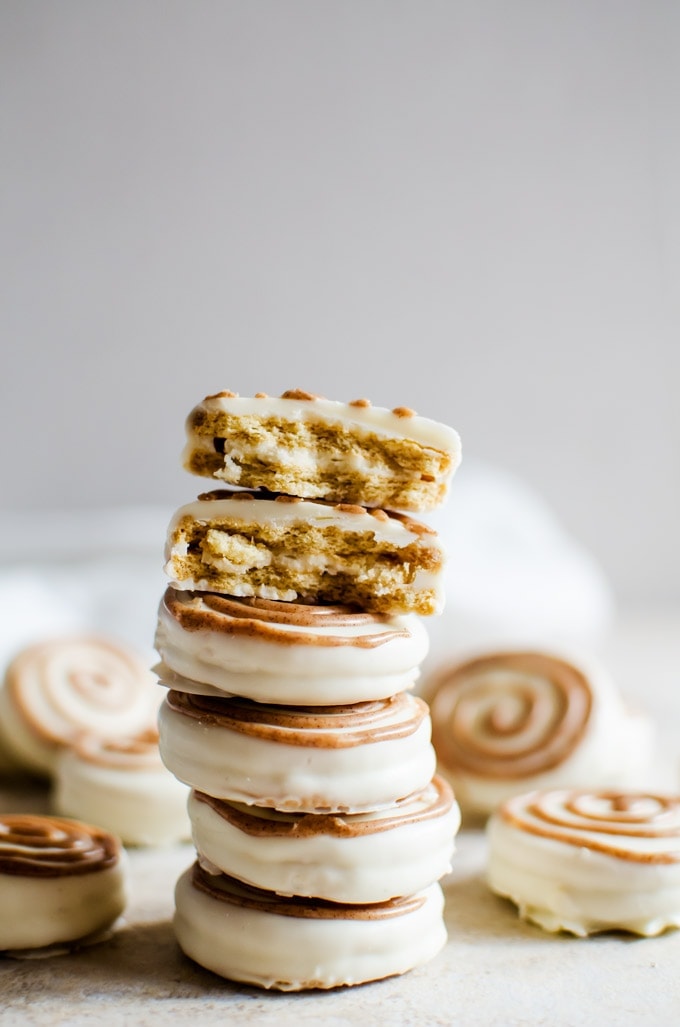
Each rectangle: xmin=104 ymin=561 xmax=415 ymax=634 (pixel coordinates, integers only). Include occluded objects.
xmin=0 ymin=814 xmax=121 ymax=876
xmin=429 ymin=651 xmax=593 ymax=780
xmin=499 ymin=789 xmax=680 ymax=863
xmin=70 ymin=727 xmax=163 ymax=771
xmin=2 ymin=636 xmax=159 ymax=764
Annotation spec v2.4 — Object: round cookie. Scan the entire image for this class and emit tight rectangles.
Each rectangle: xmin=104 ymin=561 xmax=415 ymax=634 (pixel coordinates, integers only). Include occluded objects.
xmin=0 ymin=813 xmax=128 ymax=953
xmin=0 ymin=636 xmax=160 ymax=776
xmin=53 ymin=728 xmax=191 ymax=847
xmin=189 ymin=774 xmax=459 ymax=904
xmin=487 ymin=788 xmax=680 ymax=937
xmin=174 ymin=861 xmax=447 ymax=990
xmin=158 ymin=690 xmax=436 ymax=814
xmin=154 ymin=587 xmax=430 ymax=705
xmin=426 ymin=649 xmax=653 ymax=818
xmin=182 ymin=388 xmax=462 ymax=512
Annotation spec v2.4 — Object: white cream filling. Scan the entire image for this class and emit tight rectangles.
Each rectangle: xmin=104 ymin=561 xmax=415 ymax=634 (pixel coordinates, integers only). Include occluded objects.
xmin=173 ymin=868 xmax=447 ymax=990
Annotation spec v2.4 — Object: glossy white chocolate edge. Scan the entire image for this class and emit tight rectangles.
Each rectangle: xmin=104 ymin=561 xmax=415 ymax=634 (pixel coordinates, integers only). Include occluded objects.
xmin=53 ymin=739 xmax=191 ymax=847
xmin=487 ymin=789 xmax=680 ymax=937
xmin=189 ymin=777 xmax=459 ymax=903
xmin=0 ymin=638 xmax=161 ymax=776
xmin=429 ymin=650 xmax=655 ymax=817
xmin=0 ymin=817 xmax=128 ymax=952
xmin=154 ymin=590 xmax=429 ymax=702
xmin=158 ymin=693 xmax=437 ymax=813
xmin=185 ymin=392 xmax=462 ymax=457
xmin=174 ymin=866 xmax=447 ymax=990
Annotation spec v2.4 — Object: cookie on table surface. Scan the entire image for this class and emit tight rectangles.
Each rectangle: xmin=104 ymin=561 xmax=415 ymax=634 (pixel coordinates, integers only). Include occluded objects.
xmin=174 ymin=861 xmax=447 ymax=990
xmin=158 ymin=689 xmax=436 ymax=814
xmin=53 ymin=727 xmax=191 ymax=847
xmin=182 ymin=389 xmax=461 ymax=512
xmin=0 ymin=813 xmax=128 ymax=954
xmin=0 ymin=636 xmax=161 ymax=777
xmin=164 ymin=490 xmax=445 ymax=616
xmin=426 ymin=649 xmax=653 ymax=819
xmin=487 ymin=788 xmax=680 ymax=937
xmin=189 ymin=774 xmax=459 ymax=904
xmin=154 ymin=587 xmax=430 ymax=706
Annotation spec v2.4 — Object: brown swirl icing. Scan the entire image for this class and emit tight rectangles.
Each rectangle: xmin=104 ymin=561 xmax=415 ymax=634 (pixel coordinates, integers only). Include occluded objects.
xmin=162 ymin=587 xmax=411 ymax=648
xmin=190 ymin=862 xmax=426 ymax=919
xmin=193 ymin=775 xmax=454 ymax=839
xmin=0 ymin=814 xmax=121 ymax=876
xmin=500 ymin=790 xmax=680 ymax=864
xmin=429 ymin=651 xmax=592 ymax=779
xmin=165 ymin=690 xmax=429 ymax=748
xmin=71 ymin=727 xmax=162 ymax=770
xmin=6 ymin=636 xmax=154 ymax=744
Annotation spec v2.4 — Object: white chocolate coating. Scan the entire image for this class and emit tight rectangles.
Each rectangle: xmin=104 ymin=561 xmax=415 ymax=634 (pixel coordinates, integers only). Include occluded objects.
xmin=53 ymin=730 xmax=191 ymax=847
xmin=174 ymin=863 xmax=447 ymax=990
xmin=428 ymin=650 xmax=654 ymax=818
xmin=0 ymin=814 xmax=128 ymax=951
xmin=154 ymin=588 xmax=429 ymax=705
xmin=158 ymin=690 xmax=437 ymax=813
xmin=0 ymin=636 xmax=160 ymax=776
xmin=190 ymin=775 xmax=459 ymax=903
xmin=488 ymin=789 xmax=680 ymax=936
xmin=164 ymin=492 xmax=445 ymax=616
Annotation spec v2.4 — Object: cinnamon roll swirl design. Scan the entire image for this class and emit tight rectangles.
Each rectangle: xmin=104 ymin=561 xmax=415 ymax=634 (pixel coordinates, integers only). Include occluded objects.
xmin=499 ymin=789 xmax=680 ymax=863
xmin=0 ymin=814 xmax=128 ymax=952
xmin=70 ymin=728 xmax=163 ymax=772
xmin=429 ymin=651 xmax=593 ymax=780
xmin=0 ymin=813 xmax=120 ymax=876
xmin=0 ymin=636 xmax=160 ymax=774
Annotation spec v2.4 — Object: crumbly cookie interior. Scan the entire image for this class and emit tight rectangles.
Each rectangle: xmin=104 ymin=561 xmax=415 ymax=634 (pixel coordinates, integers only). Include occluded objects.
xmin=169 ymin=517 xmax=441 ymax=615
xmin=185 ymin=414 xmax=451 ymax=510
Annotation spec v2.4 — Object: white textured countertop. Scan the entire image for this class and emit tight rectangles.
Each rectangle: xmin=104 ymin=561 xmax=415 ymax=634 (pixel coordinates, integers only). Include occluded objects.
xmin=1 ymin=608 xmax=679 ymax=1027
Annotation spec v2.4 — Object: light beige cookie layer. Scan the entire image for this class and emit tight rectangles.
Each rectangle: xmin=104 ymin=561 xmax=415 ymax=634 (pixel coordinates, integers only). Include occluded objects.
xmin=0 ymin=814 xmax=128 ymax=952
xmin=158 ymin=690 xmax=436 ymax=813
xmin=487 ymin=789 xmax=680 ymax=937
xmin=154 ymin=587 xmax=429 ymax=705
xmin=53 ymin=729 xmax=191 ymax=847
xmin=174 ymin=862 xmax=447 ymax=990
xmin=0 ymin=636 xmax=161 ymax=777
xmin=164 ymin=490 xmax=445 ymax=616
xmin=183 ymin=389 xmax=461 ymax=512
xmin=427 ymin=650 xmax=654 ymax=819
xmin=190 ymin=775 xmax=459 ymax=904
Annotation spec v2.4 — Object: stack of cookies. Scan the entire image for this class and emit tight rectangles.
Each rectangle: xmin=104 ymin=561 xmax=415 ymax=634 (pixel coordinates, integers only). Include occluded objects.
xmin=154 ymin=389 xmax=462 ymax=990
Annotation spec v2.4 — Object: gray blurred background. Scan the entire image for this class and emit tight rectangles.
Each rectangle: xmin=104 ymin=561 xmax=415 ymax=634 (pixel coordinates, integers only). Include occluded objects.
xmin=1 ymin=1 xmax=678 ymax=609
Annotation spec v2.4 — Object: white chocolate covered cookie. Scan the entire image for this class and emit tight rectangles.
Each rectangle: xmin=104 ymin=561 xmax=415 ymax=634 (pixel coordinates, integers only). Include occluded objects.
xmin=158 ymin=690 xmax=436 ymax=813
xmin=182 ymin=388 xmax=461 ymax=512
xmin=174 ymin=861 xmax=447 ymax=990
xmin=189 ymin=774 xmax=459 ymax=904
xmin=487 ymin=788 xmax=680 ymax=936
xmin=154 ymin=587 xmax=429 ymax=705
xmin=53 ymin=728 xmax=191 ymax=847
xmin=164 ymin=490 xmax=445 ymax=616
xmin=0 ymin=814 xmax=128 ymax=953
xmin=0 ymin=636 xmax=160 ymax=776
xmin=427 ymin=650 xmax=653 ymax=818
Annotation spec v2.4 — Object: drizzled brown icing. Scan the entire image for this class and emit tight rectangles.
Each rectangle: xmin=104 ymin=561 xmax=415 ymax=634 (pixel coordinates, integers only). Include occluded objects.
xmin=193 ymin=775 xmax=454 ymax=839
xmin=429 ymin=651 xmax=593 ymax=779
xmin=166 ymin=689 xmax=429 ymax=748
xmin=500 ymin=790 xmax=680 ymax=864
xmin=162 ymin=588 xmax=411 ymax=649
xmin=190 ymin=862 xmax=426 ymax=919
xmin=71 ymin=727 xmax=162 ymax=770
xmin=0 ymin=814 xmax=120 ymax=877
